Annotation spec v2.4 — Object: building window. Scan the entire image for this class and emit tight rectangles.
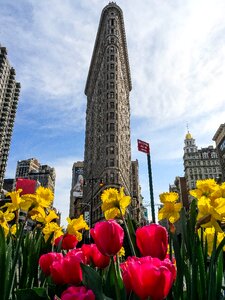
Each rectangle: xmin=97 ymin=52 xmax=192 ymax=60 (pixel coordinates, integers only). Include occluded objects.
xmin=110 ymin=55 xmax=114 ymax=61
xmin=106 ymin=160 xmax=108 ymax=167
xmin=110 ymin=91 xmax=114 ymax=98
xmin=110 ymin=63 xmax=114 ymax=70
xmin=110 ymin=102 xmax=114 ymax=108
xmin=110 ymin=134 xmax=114 ymax=142
xmin=110 ymin=146 xmax=114 ymax=154
xmin=110 ymin=112 xmax=114 ymax=119
xmin=110 ymin=159 xmax=114 ymax=167
xmin=110 ymin=123 xmax=115 ymax=131
xmin=110 ymin=82 xmax=114 ymax=89
xmin=110 ymin=72 xmax=114 ymax=79
xmin=110 ymin=46 xmax=114 ymax=53
xmin=110 ymin=172 xmax=114 ymax=183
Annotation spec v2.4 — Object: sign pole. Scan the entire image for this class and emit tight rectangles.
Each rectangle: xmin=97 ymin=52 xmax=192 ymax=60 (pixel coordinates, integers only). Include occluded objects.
xmin=137 ymin=139 xmax=155 ymax=223
xmin=147 ymin=152 xmax=155 ymax=223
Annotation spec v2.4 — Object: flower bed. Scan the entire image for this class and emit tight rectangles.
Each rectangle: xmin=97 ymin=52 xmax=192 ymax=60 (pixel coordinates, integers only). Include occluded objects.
xmin=0 ymin=179 xmax=225 ymax=299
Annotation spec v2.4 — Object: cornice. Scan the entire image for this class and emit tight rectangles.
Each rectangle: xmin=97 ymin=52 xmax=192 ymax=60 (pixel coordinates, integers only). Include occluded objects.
xmin=85 ymin=3 xmax=132 ymax=96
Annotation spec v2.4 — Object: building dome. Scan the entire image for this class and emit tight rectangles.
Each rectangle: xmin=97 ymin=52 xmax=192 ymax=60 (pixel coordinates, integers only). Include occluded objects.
xmin=185 ymin=132 xmax=192 ymax=139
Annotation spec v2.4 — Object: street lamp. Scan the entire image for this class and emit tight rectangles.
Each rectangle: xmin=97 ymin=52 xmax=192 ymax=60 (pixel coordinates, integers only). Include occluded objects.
xmin=84 ymin=177 xmax=104 ymax=228
xmin=79 ymin=202 xmax=91 ymax=240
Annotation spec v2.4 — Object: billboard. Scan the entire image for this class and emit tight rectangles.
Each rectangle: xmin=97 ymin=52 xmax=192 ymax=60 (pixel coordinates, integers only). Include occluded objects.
xmin=72 ymin=166 xmax=84 ymax=198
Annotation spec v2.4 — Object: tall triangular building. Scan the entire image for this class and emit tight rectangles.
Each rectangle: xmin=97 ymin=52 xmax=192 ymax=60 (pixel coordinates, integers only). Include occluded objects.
xmin=83 ymin=2 xmax=132 ymax=225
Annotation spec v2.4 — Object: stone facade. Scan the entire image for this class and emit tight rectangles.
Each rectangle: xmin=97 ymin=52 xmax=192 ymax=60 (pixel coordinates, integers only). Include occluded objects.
xmin=83 ymin=3 xmax=132 ymax=225
xmin=0 ymin=46 xmax=20 ymax=191
xmin=213 ymin=124 xmax=225 ymax=182
xmin=183 ymin=132 xmax=221 ymax=191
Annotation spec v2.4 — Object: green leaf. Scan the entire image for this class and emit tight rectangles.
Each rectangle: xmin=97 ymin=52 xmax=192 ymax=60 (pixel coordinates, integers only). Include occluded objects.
xmin=216 ymin=252 xmax=223 ymax=299
xmin=16 ymin=287 xmax=50 ymax=300
xmin=196 ymin=236 xmax=206 ymax=300
xmin=81 ymin=263 xmax=108 ymax=300
xmin=0 ymin=226 xmax=6 ymax=299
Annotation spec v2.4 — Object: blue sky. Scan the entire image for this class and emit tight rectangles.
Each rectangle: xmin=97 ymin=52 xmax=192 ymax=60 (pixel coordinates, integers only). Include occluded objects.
xmin=1 ymin=0 xmax=225 ymax=226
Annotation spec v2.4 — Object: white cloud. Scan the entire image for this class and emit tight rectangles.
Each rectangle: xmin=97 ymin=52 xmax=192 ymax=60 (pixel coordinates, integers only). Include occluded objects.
xmin=2 ymin=0 xmax=225 ymax=224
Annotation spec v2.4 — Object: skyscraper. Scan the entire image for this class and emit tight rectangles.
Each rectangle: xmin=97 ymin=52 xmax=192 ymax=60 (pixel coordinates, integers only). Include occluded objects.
xmin=83 ymin=3 xmax=132 ymax=225
xmin=0 ymin=46 xmax=20 ymax=192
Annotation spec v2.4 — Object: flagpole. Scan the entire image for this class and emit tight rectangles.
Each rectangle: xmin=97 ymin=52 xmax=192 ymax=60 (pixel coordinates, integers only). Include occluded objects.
xmin=147 ymin=152 xmax=155 ymax=223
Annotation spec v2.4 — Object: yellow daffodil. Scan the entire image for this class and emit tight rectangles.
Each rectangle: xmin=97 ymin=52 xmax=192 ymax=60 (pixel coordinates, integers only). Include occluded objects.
xmin=9 ymin=224 xmax=17 ymax=235
xmin=211 ymin=182 xmax=225 ymax=200
xmin=0 ymin=210 xmax=15 ymax=236
xmin=159 ymin=192 xmax=179 ymax=204
xmin=42 ymin=222 xmax=63 ymax=242
xmin=20 ymin=193 xmax=37 ymax=211
xmin=158 ymin=192 xmax=182 ymax=224
xmin=67 ymin=215 xmax=89 ymax=241
xmin=30 ymin=207 xmax=59 ymax=224
xmin=190 ymin=179 xmax=218 ymax=199
xmin=192 ymin=187 xmax=225 ymax=231
xmin=118 ymin=246 xmax=125 ymax=257
xmin=101 ymin=187 xmax=131 ymax=220
xmin=4 ymin=189 xmax=26 ymax=212
xmin=158 ymin=202 xmax=182 ymax=224
xmin=203 ymin=227 xmax=225 ymax=256
xmin=35 ymin=186 xmax=54 ymax=208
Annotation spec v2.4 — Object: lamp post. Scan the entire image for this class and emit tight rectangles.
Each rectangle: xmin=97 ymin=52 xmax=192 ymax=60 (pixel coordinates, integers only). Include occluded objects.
xmin=79 ymin=202 xmax=91 ymax=240
xmin=85 ymin=177 xmax=104 ymax=228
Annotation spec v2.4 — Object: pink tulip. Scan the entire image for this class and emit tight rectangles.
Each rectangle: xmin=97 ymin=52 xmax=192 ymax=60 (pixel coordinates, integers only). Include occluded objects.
xmin=90 ymin=220 xmax=124 ymax=256
xmin=39 ymin=252 xmax=63 ymax=276
xmin=123 ymin=256 xmax=176 ymax=300
xmin=54 ymin=234 xmax=78 ymax=250
xmin=136 ymin=224 xmax=168 ymax=260
xmin=61 ymin=286 xmax=95 ymax=300
xmin=81 ymin=244 xmax=110 ymax=269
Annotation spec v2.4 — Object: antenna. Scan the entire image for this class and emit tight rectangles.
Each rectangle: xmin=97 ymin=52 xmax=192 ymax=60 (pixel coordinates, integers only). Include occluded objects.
xmin=186 ymin=122 xmax=189 ymax=133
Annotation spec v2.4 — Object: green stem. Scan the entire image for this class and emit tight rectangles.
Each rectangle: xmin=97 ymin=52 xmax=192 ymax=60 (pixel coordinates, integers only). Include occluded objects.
xmin=6 ymin=222 xmax=25 ymax=300
xmin=111 ymin=257 xmax=121 ymax=300
xmin=121 ymin=213 xmax=136 ymax=256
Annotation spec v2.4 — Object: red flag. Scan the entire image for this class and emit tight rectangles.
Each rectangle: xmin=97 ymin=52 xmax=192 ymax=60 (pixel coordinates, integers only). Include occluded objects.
xmin=137 ymin=139 xmax=150 ymax=154
xmin=16 ymin=178 xmax=37 ymax=195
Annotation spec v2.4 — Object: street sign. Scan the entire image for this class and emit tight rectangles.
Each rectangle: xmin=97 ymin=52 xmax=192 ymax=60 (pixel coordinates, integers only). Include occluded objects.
xmin=137 ymin=139 xmax=150 ymax=154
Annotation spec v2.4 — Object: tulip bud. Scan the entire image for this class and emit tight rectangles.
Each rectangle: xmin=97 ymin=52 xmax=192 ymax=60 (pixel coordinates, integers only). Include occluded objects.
xmin=54 ymin=234 xmax=78 ymax=250
xmin=61 ymin=286 xmax=95 ymax=300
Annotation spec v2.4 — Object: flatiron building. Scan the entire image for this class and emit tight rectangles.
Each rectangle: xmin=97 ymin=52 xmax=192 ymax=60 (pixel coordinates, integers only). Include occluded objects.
xmin=83 ymin=3 xmax=132 ymax=224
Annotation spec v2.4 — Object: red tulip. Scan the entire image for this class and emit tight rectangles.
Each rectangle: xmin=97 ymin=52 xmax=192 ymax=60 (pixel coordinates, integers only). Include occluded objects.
xmin=136 ymin=224 xmax=168 ymax=260
xmin=50 ymin=249 xmax=85 ymax=285
xmin=61 ymin=286 xmax=95 ymax=300
xmin=55 ymin=234 xmax=78 ymax=250
xmin=50 ymin=259 xmax=66 ymax=285
xmin=124 ymin=256 xmax=176 ymax=300
xmin=81 ymin=244 xmax=110 ymax=269
xmin=120 ymin=256 xmax=139 ymax=294
xmin=39 ymin=252 xmax=63 ymax=276
xmin=90 ymin=220 xmax=124 ymax=256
